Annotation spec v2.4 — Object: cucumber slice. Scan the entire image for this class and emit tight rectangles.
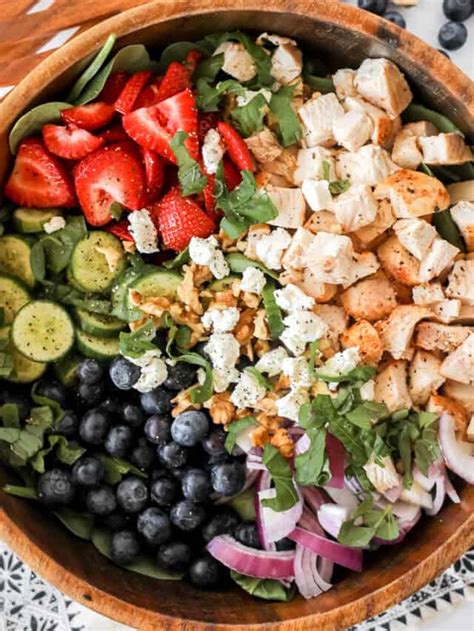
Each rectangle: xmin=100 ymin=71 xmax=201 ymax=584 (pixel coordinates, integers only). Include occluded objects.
xmin=111 ymin=265 xmax=152 ymax=322
xmin=0 ymin=235 xmax=35 ymax=288
xmin=69 ymin=231 xmax=126 ymax=293
xmin=13 ymin=208 xmax=62 ymax=233
xmin=54 ymin=354 xmax=81 ymax=386
xmin=225 ymin=253 xmax=279 ymax=281
xmin=0 ymin=274 xmax=30 ymax=324
xmin=76 ymin=329 xmax=120 ymax=361
xmin=208 ymin=275 xmax=239 ymax=292
xmin=75 ymin=308 xmax=125 ymax=338
xmin=126 ymin=269 xmax=182 ymax=316
xmin=0 ymin=326 xmax=47 ymax=383
xmin=12 ymin=300 xmax=75 ymax=362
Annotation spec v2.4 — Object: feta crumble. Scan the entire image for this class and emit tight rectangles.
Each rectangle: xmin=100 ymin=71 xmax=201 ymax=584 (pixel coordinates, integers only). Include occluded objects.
xmin=321 ymin=347 xmax=360 ymax=377
xmin=360 ymin=379 xmax=376 ymax=401
xmin=43 ymin=216 xmax=66 ymax=234
xmin=276 ymin=388 xmax=310 ymax=422
xmin=274 ymin=284 xmax=315 ymax=312
xmin=213 ymin=367 xmax=240 ymax=393
xmin=201 ymin=307 xmax=240 ymax=333
xmin=255 ymin=228 xmax=292 ymax=270
xmin=189 ymin=236 xmax=229 ymax=280
xmin=128 ymin=209 xmax=159 ymax=254
xmin=128 ymin=349 xmax=168 ymax=393
xmin=255 ymin=347 xmax=289 ymax=377
xmin=204 ymin=332 xmax=240 ymax=371
xmin=282 ymin=356 xmax=313 ymax=388
xmin=240 ymin=267 xmax=267 ymax=294
xmin=282 ymin=311 xmax=329 ymax=344
xmin=230 ymin=371 xmax=266 ymax=408
xmin=202 ymin=129 xmax=225 ymax=175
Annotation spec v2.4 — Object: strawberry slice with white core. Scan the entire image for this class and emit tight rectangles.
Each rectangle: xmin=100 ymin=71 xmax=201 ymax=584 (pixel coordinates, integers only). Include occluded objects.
xmin=61 ymin=102 xmax=115 ymax=131
xmin=42 ymin=124 xmax=104 ymax=160
xmin=74 ymin=141 xmax=146 ymax=227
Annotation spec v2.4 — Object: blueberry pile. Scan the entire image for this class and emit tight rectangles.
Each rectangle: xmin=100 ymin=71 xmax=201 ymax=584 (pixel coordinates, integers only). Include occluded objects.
xmin=7 ymin=355 xmax=265 ymax=590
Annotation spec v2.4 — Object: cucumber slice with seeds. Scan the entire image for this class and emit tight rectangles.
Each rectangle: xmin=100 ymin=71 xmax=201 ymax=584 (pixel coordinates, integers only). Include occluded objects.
xmin=69 ymin=231 xmax=126 ymax=293
xmin=0 ymin=235 xmax=35 ymax=288
xmin=12 ymin=300 xmax=74 ymax=362
xmin=75 ymin=308 xmax=125 ymax=338
xmin=13 ymin=208 xmax=62 ymax=233
xmin=76 ymin=329 xmax=120 ymax=361
xmin=126 ymin=269 xmax=182 ymax=312
xmin=0 ymin=326 xmax=46 ymax=383
xmin=54 ymin=354 xmax=81 ymax=386
xmin=0 ymin=274 xmax=30 ymax=324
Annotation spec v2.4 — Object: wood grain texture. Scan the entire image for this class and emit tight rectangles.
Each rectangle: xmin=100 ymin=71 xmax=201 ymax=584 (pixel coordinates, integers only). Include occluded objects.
xmin=0 ymin=1 xmax=473 ymax=629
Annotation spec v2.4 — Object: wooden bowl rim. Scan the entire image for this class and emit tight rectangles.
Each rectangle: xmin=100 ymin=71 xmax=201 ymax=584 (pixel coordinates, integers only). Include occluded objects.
xmin=0 ymin=1 xmax=473 ymax=629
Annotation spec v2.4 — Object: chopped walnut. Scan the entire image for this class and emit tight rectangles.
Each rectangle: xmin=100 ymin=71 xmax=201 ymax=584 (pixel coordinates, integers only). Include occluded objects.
xmin=123 ymin=241 xmax=137 ymax=254
xmin=243 ymin=340 xmax=255 ymax=362
xmin=204 ymin=392 xmax=236 ymax=425
xmin=217 ymin=230 xmax=239 ymax=252
xmin=255 ymin=393 xmax=279 ymax=416
xmin=168 ymin=303 xmax=206 ymax=346
xmin=231 ymin=279 xmax=242 ymax=298
xmin=271 ymin=428 xmax=294 ymax=458
xmin=235 ymin=308 xmax=256 ymax=346
xmin=209 ymin=289 xmax=238 ymax=309
xmin=274 ymin=373 xmax=291 ymax=392
xmin=241 ymin=292 xmax=261 ymax=309
xmin=254 ymin=309 xmax=270 ymax=340
xmin=131 ymin=291 xmax=172 ymax=319
xmin=193 ymin=264 xmax=213 ymax=287
xmin=171 ymin=390 xmax=201 ymax=417
xmin=177 ymin=265 xmax=203 ymax=315
xmin=254 ymin=339 xmax=271 ymax=357
xmin=251 ymin=425 xmax=270 ymax=448
xmin=256 ymin=412 xmax=282 ymax=430
xmin=279 ymin=269 xmax=303 ymax=286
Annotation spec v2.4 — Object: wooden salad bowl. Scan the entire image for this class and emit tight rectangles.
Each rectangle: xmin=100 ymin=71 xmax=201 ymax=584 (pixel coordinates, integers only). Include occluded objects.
xmin=0 ymin=1 xmax=473 ymax=629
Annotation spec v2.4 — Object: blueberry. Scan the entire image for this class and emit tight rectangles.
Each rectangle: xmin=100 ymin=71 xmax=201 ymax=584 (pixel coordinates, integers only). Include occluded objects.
xmin=181 ymin=469 xmax=212 ymax=503
xmin=157 ymin=541 xmax=191 ymax=571
xmin=443 ymin=0 xmax=472 ymax=21
xmin=116 ymin=476 xmax=149 ymax=513
xmin=170 ymin=500 xmax=206 ymax=531
xmin=77 ymin=359 xmax=104 ymax=385
xmin=79 ymin=408 xmax=110 ymax=445
xmin=109 ymin=357 xmax=141 ymax=390
xmin=105 ymin=425 xmax=134 ymax=458
xmin=164 ymin=363 xmax=197 ymax=391
xmin=234 ymin=523 xmax=261 ymax=549
xmin=202 ymin=427 xmax=226 ymax=457
xmin=121 ymin=403 xmax=144 ymax=428
xmin=86 ymin=485 xmax=117 ymax=516
xmin=144 ymin=415 xmax=171 ymax=444
xmin=72 ymin=457 xmax=104 ymax=487
xmin=171 ymin=411 xmax=209 ymax=447
xmin=150 ymin=476 xmax=179 ymax=507
xmin=383 ymin=10 xmax=406 ymax=28
xmin=140 ymin=389 xmax=174 ymax=415
xmin=101 ymin=512 xmax=130 ymax=532
xmin=137 ymin=507 xmax=172 ymax=546
xmin=438 ymin=48 xmax=451 ymax=58
xmin=77 ymin=381 xmax=105 ymax=407
xmin=275 ymin=537 xmax=296 ymax=551
xmin=129 ymin=438 xmax=155 ymax=471
xmin=201 ymin=509 xmax=240 ymax=543
xmin=357 ymin=0 xmax=387 ymax=15
xmin=158 ymin=442 xmax=189 ymax=469
xmin=110 ymin=530 xmax=141 ymax=565
xmin=189 ymin=554 xmax=221 ymax=588
xmin=210 ymin=462 xmax=246 ymax=497
xmin=55 ymin=410 xmax=78 ymax=437
xmin=37 ymin=469 xmax=75 ymax=506
xmin=100 ymin=396 xmax=122 ymax=415
xmin=169 ymin=467 xmax=187 ymax=481
xmin=36 ymin=379 xmax=67 ymax=405
xmin=438 ymin=21 xmax=468 ymax=49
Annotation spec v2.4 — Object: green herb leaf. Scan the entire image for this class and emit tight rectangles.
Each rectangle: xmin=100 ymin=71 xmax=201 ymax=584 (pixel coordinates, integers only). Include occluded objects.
xmin=119 ymin=320 xmax=156 ymax=358
xmin=31 ymin=382 xmax=64 ymax=423
xmin=346 ymin=402 xmax=389 ymax=430
xmin=196 ymin=78 xmax=244 ymax=111
xmin=261 ymin=444 xmax=298 ymax=512
xmin=97 ymin=454 xmax=147 ymax=485
xmin=170 ymin=131 xmax=208 ymax=196
xmin=3 ymin=484 xmax=38 ymax=500
xmin=55 ymin=508 xmax=95 ymax=540
xmin=231 ymin=94 xmax=268 ymax=137
xmin=295 ymin=428 xmax=330 ymax=486
xmin=176 ymin=352 xmax=213 ymax=403
xmin=229 ymin=488 xmax=257 ymax=521
xmin=30 ymin=241 xmax=46 ymax=282
xmin=9 ymin=102 xmax=72 ymax=154
xmin=194 ymin=53 xmax=224 ymax=82
xmin=231 ymin=571 xmax=295 ymax=601
xmin=303 ymin=62 xmax=335 ymax=95
xmin=67 ymin=34 xmax=116 ymax=102
xmin=0 ymin=428 xmax=21 ymax=443
xmin=226 ymin=252 xmax=279 ymax=280
xmin=338 ymin=522 xmax=375 ymax=547
xmin=41 ymin=215 xmax=88 ymax=273
xmin=315 ymin=365 xmax=376 ymax=384
xmin=157 ymin=41 xmax=208 ymax=73
xmin=224 ymin=416 xmax=257 ymax=454
xmin=299 ymin=394 xmax=337 ymax=430
xmin=322 ymin=160 xmax=350 ymax=195
xmin=269 ymin=85 xmax=302 ymax=147
xmin=0 ymin=352 xmax=13 ymax=378
xmin=262 ymin=281 xmax=284 ymax=340
xmin=308 ymin=340 xmax=320 ymax=378
xmin=163 ymin=248 xmax=190 ymax=269
xmin=245 ymin=367 xmax=272 ymax=391
xmin=403 ymin=103 xmax=462 ymax=135
xmin=432 ymin=209 xmax=466 ymax=252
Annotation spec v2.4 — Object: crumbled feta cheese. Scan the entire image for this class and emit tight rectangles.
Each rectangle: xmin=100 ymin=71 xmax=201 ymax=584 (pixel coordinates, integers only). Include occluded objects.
xmin=202 ymin=129 xmax=225 ymax=175
xmin=255 ymin=228 xmax=292 ymax=270
xmin=321 ymin=347 xmax=360 ymax=377
xmin=360 ymin=379 xmax=376 ymax=401
xmin=276 ymin=388 xmax=310 ymax=422
xmin=128 ymin=349 xmax=168 ymax=393
xmin=302 ymin=179 xmax=332 ymax=212
xmin=240 ymin=267 xmax=266 ymax=294
xmin=204 ymin=333 xmax=240 ymax=371
xmin=282 ymin=356 xmax=313 ymax=388
xmin=363 ymin=455 xmax=401 ymax=493
xmin=213 ymin=367 xmax=240 ymax=393
xmin=189 ymin=236 xmax=230 ymax=280
xmin=280 ymin=311 xmax=329 ymax=356
xmin=236 ymin=88 xmax=272 ymax=107
xmin=43 ymin=216 xmax=66 ymax=234
xmin=230 ymin=371 xmax=266 ymax=408
xmin=255 ymin=347 xmax=289 ymax=376
xmin=128 ymin=209 xmax=159 ymax=254
xmin=214 ymin=42 xmax=257 ymax=82
xmin=280 ymin=329 xmax=308 ymax=356
xmin=274 ymin=284 xmax=315 ymax=312
xmin=201 ymin=307 xmax=240 ymax=333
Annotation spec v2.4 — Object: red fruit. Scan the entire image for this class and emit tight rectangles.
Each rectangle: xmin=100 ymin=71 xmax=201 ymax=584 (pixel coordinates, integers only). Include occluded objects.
xmin=99 ymin=71 xmax=129 ymax=104
xmin=99 ymin=123 xmax=129 ymax=143
xmin=42 ymin=124 xmax=104 ymax=160
xmin=217 ymin=121 xmax=255 ymax=172
xmin=104 ymin=219 xmax=134 ymax=242
xmin=198 ymin=111 xmax=220 ymax=143
xmin=141 ymin=148 xmax=165 ymax=203
xmin=184 ymin=49 xmax=202 ymax=74
xmin=158 ymin=88 xmax=199 ymax=159
xmin=134 ymin=76 xmax=163 ymax=109
xmin=5 ymin=138 xmax=75 ymax=208
xmin=61 ymin=102 xmax=115 ymax=131
xmin=223 ymin=157 xmax=242 ymax=191
xmin=155 ymin=61 xmax=192 ymax=103
xmin=114 ymin=70 xmax=152 ymax=115
xmin=74 ymin=141 xmax=146 ymax=227
xmin=202 ymin=174 xmax=223 ymax=223
xmin=153 ymin=186 xmax=215 ymax=251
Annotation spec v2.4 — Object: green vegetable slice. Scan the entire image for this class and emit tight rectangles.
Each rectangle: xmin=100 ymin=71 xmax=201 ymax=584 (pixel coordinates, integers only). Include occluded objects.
xmin=403 ymin=103 xmax=463 ymax=134
xmin=231 ymin=571 xmax=295 ymax=601
xmin=67 ymin=34 xmax=116 ymax=102
xmin=432 ymin=210 xmax=466 ymax=251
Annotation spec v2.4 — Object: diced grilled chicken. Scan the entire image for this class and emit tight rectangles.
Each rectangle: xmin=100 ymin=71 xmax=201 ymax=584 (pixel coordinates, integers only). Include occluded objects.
xmin=297 ymin=268 xmax=338 ymax=302
xmin=245 ymin=127 xmax=283 ymax=164
xmin=446 ymin=259 xmax=474 ymax=305
xmin=332 ymin=184 xmax=378 ymax=232
xmin=440 ymin=333 xmax=474 ymax=384
xmin=244 ymin=223 xmax=271 ymax=260
xmin=304 ymin=210 xmax=343 ymax=235
xmin=337 ymin=145 xmax=399 ymax=186
xmin=353 ymin=199 xmax=396 ymax=250
xmin=427 ymin=394 xmax=469 ymax=435
xmin=418 ymin=238 xmax=459 ymax=283
xmin=377 ymin=235 xmax=420 ymax=286
xmin=355 ymin=58 xmax=413 ymax=117
xmin=341 ymin=273 xmax=398 ymax=322
xmin=262 ymin=146 xmax=298 ymax=186
xmin=214 ymin=42 xmax=257 ymax=82
xmin=443 ymin=379 xmax=474 ymax=414
xmin=429 ymin=299 xmax=462 ymax=324
xmin=332 ymin=68 xmax=358 ymax=99
xmin=375 ymin=169 xmax=450 ymax=218
xmin=267 ymin=186 xmax=307 ymax=229
xmin=450 ymin=201 xmax=474 ymax=251
xmin=302 ymin=180 xmax=332 ymax=212
xmin=343 ymin=251 xmax=380 ymax=288
xmin=374 ymin=360 xmax=413 ymax=412
xmin=281 ymin=227 xmax=314 ymax=270
xmin=340 ymin=320 xmax=383 ymax=365
xmin=298 ymin=92 xmax=345 ymax=148
xmin=447 ymin=180 xmax=474 ymax=205
xmin=419 ymin=133 xmax=473 ymax=166
xmin=364 ymin=456 xmax=401 ymax=493
xmin=257 ymin=33 xmax=303 ymax=85
xmin=392 ymin=218 xmax=437 ymax=260
xmin=415 ymin=321 xmax=473 ymax=353
xmin=391 ymin=121 xmax=437 ymax=170
xmin=304 ymin=232 xmax=354 ymax=284
xmin=412 ymin=283 xmax=445 ymax=305
xmin=409 ymin=350 xmax=445 ymax=406
xmin=344 ymin=96 xmax=400 ymax=148
xmin=313 ymin=304 xmax=348 ymax=344
xmin=293 ymin=147 xmax=337 ymax=185
xmin=377 ymin=304 xmax=431 ymax=360
xmin=333 ymin=110 xmax=373 ymax=152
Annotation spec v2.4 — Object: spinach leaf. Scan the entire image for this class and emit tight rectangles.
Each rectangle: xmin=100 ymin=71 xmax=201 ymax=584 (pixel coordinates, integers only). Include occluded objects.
xmin=261 ymin=444 xmax=298 ymax=512
xmin=295 ymin=428 xmax=330 ymax=486
xmin=338 ymin=500 xmax=399 ymax=547
xmin=9 ymin=102 xmax=72 ymax=154
xmin=194 ymin=54 xmax=224 ymax=82
xmin=231 ymin=94 xmax=267 ymax=137
xmin=315 ymin=365 xmax=376 ymax=384
xmin=224 ymin=416 xmax=257 ymax=454
xmin=196 ymin=78 xmax=244 ymax=111
xmin=67 ymin=34 xmax=116 ymax=102
xmin=55 ymin=508 xmax=95 ymax=540
xmin=119 ymin=320 xmax=156 ymax=358
xmin=262 ymin=281 xmax=284 ymax=340
xmin=170 ymin=131 xmax=208 ymax=196
xmin=163 ymin=248 xmax=190 ymax=269
xmin=231 ymin=571 xmax=295 ymax=601
xmin=346 ymin=402 xmax=389 ymax=430
xmin=226 ymin=252 xmax=279 ymax=280
xmin=432 ymin=209 xmax=466 ymax=251
xmin=403 ymin=103 xmax=462 ymax=134
xmin=176 ymin=352 xmax=213 ymax=403
xmin=97 ymin=454 xmax=147 ymax=485
xmin=0 ymin=403 xmax=20 ymax=428
xmin=3 ymin=484 xmax=38 ymax=500
xmin=31 ymin=383 xmax=64 ymax=422
xmin=158 ymin=41 xmax=208 ymax=73
xmin=41 ymin=216 xmax=88 ymax=274
xmin=269 ymin=86 xmax=302 ymax=147
xmin=30 ymin=242 xmax=46 ymax=283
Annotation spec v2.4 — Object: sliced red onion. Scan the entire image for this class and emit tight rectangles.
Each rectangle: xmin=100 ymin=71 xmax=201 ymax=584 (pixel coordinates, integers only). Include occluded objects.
xmin=289 ymin=527 xmax=363 ymax=572
xmin=294 ymin=544 xmax=333 ymax=600
xmin=439 ymin=413 xmax=474 ymax=484
xmin=317 ymin=503 xmax=351 ymax=539
xmin=302 ymin=486 xmax=330 ymax=514
xmin=413 ymin=465 xmax=436 ymax=492
xmin=345 ymin=476 xmax=364 ymax=496
xmin=258 ymin=485 xmax=303 ymax=543
xmin=207 ymin=535 xmax=295 ymax=579
xmin=298 ymin=506 xmax=325 ymax=536
xmin=255 ymin=471 xmax=275 ymax=551
xmin=374 ymin=500 xmax=422 ymax=545
xmin=445 ymin=476 xmax=461 ymax=503
xmin=323 ymin=486 xmax=359 ymax=512
xmin=383 ymin=483 xmax=403 ymax=503
xmin=247 ymin=460 xmax=267 ymax=471
xmin=425 ymin=475 xmax=446 ymax=516
xmin=326 ymin=434 xmax=345 ymax=489
xmin=295 ymin=433 xmax=310 ymax=455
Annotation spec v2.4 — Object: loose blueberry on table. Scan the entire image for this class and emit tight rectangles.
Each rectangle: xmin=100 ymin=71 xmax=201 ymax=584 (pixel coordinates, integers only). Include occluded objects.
xmin=0 ymin=28 xmax=473 ymax=603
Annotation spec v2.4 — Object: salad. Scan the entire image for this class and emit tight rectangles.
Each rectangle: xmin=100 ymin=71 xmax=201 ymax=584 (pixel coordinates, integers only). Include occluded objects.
xmin=0 ymin=30 xmax=473 ymax=602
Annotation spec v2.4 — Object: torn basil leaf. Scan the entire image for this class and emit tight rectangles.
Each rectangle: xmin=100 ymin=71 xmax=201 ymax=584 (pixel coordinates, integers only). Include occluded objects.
xmin=224 ymin=416 xmax=257 ymax=454
xmin=261 ymin=444 xmax=298 ymax=512
xmin=170 ymin=131 xmax=208 ymax=196
xmin=231 ymin=93 xmax=268 ymax=137
xmin=269 ymin=85 xmax=302 ymax=147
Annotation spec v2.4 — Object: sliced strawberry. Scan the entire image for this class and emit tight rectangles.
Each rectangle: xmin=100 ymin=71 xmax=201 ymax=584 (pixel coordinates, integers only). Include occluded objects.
xmin=155 ymin=61 xmax=192 ymax=103
xmin=61 ymin=102 xmax=115 ymax=131
xmin=184 ymin=49 xmax=202 ymax=75
xmin=114 ymin=70 xmax=152 ymax=115
xmin=42 ymin=124 xmax=104 ymax=160
xmin=5 ymin=137 xmax=75 ymax=208
xmin=153 ymin=186 xmax=215 ymax=251
xmin=202 ymin=174 xmax=222 ymax=223
xmin=74 ymin=141 xmax=146 ymax=227
xmin=99 ymin=71 xmax=129 ymax=104
xmin=99 ymin=123 xmax=129 ymax=143
xmin=223 ymin=157 xmax=242 ymax=191
xmin=217 ymin=121 xmax=255 ymax=172
xmin=104 ymin=218 xmax=134 ymax=242
xmin=134 ymin=76 xmax=163 ymax=109
xmin=141 ymin=148 xmax=165 ymax=203
xmin=198 ymin=111 xmax=220 ymax=143
xmin=158 ymin=88 xmax=199 ymax=159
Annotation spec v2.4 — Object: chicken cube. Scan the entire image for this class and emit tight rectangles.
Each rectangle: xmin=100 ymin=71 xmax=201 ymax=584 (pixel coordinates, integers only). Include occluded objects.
xmin=364 ymin=456 xmax=401 ymax=493
xmin=298 ymin=93 xmax=345 ymax=148
xmin=377 ymin=235 xmax=421 ymax=286
xmin=244 ymin=224 xmax=271 ymax=260
xmin=214 ymin=42 xmax=257 ymax=82
xmin=304 ymin=232 xmax=354 ymax=284
xmin=270 ymin=41 xmax=303 ymax=85
xmin=450 ymin=201 xmax=474 ymax=251
xmin=262 ymin=146 xmax=298 ymax=186
xmin=293 ymin=147 xmax=337 ymax=185
xmin=281 ymin=227 xmax=314 ymax=270
xmin=341 ymin=320 xmax=383 ymax=365
xmin=375 ymin=169 xmax=450 ymax=218
xmin=341 ymin=273 xmax=398 ymax=322
xmin=304 ymin=211 xmax=343 ymax=235
xmin=391 ymin=121 xmax=437 ymax=170
xmin=415 ymin=321 xmax=472 ymax=353
xmin=409 ymin=350 xmax=445 ymax=406
xmin=245 ymin=127 xmax=283 ymax=164
xmin=392 ymin=218 xmax=437 ymax=260
xmin=313 ymin=304 xmax=348 ymax=344
xmin=374 ymin=360 xmax=413 ymax=412
xmin=428 ymin=394 xmax=469 ymax=435
xmin=447 ymin=180 xmax=474 ymax=205
xmin=333 ymin=68 xmax=357 ymax=99
xmin=337 ymin=145 xmax=399 ymax=186
xmin=267 ymin=187 xmax=307 ymax=229
xmin=377 ymin=304 xmax=431 ymax=360
xmin=333 ymin=110 xmax=373 ymax=152
xmin=418 ymin=238 xmax=459 ymax=283
xmin=297 ymin=268 xmax=338 ymax=302
xmin=446 ymin=259 xmax=474 ymax=305
xmin=302 ymin=179 xmax=332 ymax=211
xmin=419 ymin=133 xmax=473 ymax=166
xmin=343 ymin=251 xmax=380 ymax=288
xmin=354 ymin=199 xmax=396 ymax=249
xmin=443 ymin=379 xmax=474 ymax=414
xmin=331 ymin=185 xmax=378 ymax=233
xmin=431 ymin=299 xmax=462 ymax=324
xmin=412 ymin=283 xmax=445 ymax=305
xmin=355 ymin=58 xmax=413 ymax=117
xmin=440 ymin=333 xmax=474 ymax=384
xmin=344 ymin=96 xmax=400 ymax=148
